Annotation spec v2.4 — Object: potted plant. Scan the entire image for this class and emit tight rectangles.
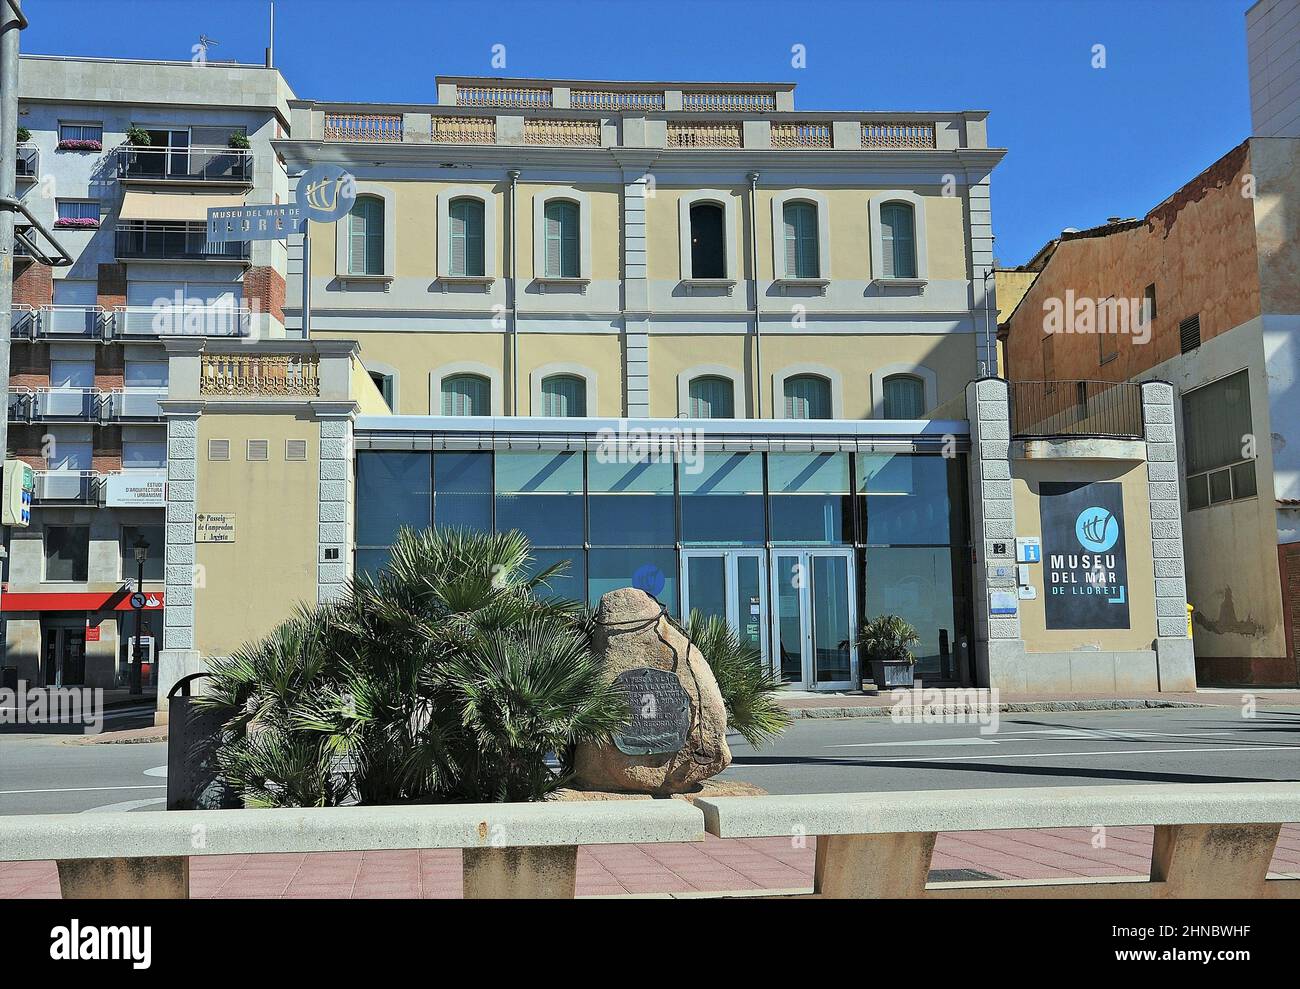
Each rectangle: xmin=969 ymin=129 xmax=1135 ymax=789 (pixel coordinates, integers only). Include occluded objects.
xmin=16 ymin=125 xmax=29 ymax=143
xmin=856 ymin=614 xmax=919 ymax=689
xmin=227 ymin=132 xmax=250 ymax=149
xmin=124 ymin=125 xmax=151 ymax=146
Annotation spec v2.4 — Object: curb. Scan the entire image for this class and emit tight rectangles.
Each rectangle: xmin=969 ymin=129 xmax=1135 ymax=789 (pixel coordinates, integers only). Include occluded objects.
xmin=780 ymin=699 xmax=1211 ymax=720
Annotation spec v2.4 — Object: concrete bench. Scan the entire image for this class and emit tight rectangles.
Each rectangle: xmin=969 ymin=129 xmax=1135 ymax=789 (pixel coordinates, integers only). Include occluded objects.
xmin=696 ymin=782 xmax=1300 ymax=899
xmin=0 ymin=800 xmax=706 ymax=899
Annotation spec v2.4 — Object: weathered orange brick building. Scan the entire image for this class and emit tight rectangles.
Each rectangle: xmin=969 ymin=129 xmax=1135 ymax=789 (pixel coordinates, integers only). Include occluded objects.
xmin=1001 ymin=136 xmax=1300 ymax=685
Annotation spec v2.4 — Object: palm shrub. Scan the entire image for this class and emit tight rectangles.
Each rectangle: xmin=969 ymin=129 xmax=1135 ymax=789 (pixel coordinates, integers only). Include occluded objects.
xmin=201 ymin=528 xmax=629 ymax=806
xmin=686 ymin=612 xmax=791 ymax=747
xmin=856 ymin=614 xmax=921 ymax=665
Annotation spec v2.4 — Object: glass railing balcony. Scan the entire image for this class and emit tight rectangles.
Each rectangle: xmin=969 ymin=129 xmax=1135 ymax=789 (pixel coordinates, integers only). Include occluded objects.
xmin=112 ymin=304 xmax=250 ymax=339
xmin=15 ymin=144 xmax=38 ymax=181
xmin=115 ymin=145 xmax=253 ymax=184
xmin=115 ymin=222 xmax=250 ymax=262
xmin=33 ymin=387 xmax=103 ymax=421
xmin=104 ymin=387 xmax=167 ymax=420
xmin=10 ymin=304 xmax=38 ymax=339
xmin=7 ymin=387 xmax=34 ymax=422
xmin=40 ymin=305 xmax=108 ymax=340
xmin=33 ymin=470 xmax=102 ymax=505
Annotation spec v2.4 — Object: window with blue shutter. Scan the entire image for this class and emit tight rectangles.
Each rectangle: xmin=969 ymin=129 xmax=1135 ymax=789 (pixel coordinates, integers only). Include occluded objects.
xmin=882 ymin=374 xmax=925 ymax=419
xmin=687 ymin=376 xmax=734 ymax=418
xmin=880 ymin=202 xmax=917 ymax=279
xmin=441 ymin=374 xmax=490 ymax=416
xmin=349 ymin=196 xmax=384 ymax=275
xmin=448 ymin=197 xmax=486 ymax=277
xmin=540 ymin=375 xmax=587 ymax=417
xmin=782 ymin=202 xmax=819 ymax=279
xmin=784 ymin=375 xmax=831 ymax=420
xmin=544 ymin=200 xmax=580 ymax=278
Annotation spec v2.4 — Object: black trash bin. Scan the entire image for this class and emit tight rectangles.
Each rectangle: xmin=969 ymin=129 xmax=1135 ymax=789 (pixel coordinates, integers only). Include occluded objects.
xmin=1 ymin=667 xmax=16 ymax=692
xmin=166 ymin=673 xmax=241 ymax=810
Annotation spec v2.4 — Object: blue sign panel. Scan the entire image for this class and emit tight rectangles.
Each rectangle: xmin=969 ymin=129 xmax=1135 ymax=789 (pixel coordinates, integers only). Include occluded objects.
xmin=1040 ymin=480 xmax=1130 ymax=630
xmin=207 ymin=204 xmax=305 ymax=242
xmin=296 ymin=164 xmax=357 ymax=223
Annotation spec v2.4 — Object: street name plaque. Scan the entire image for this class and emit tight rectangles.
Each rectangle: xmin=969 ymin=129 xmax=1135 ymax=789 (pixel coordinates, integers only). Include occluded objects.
xmin=611 ymin=667 xmax=692 ymax=756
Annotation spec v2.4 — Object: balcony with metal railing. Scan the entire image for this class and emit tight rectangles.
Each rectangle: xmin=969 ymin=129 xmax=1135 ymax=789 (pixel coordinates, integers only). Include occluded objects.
xmin=103 ymin=387 xmax=167 ymax=421
xmin=115 ymin=145 xmax=254 ymax=185
xmin=15 ymin=144 xmax=38 ymax=182
xmin=1009 ymin=380 xmax=1145 ymax=440
xmin=32 ymin=471 xmax=102 ymax=505
xmin=112 ymin=304 xmax=251 ymax=340
xmin=115 ymin=222 xmax=250 ymax=263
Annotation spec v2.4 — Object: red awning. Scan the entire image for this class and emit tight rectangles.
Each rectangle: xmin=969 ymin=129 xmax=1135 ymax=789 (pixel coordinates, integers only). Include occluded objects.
xmin=0 ymin=589 xmax=165 ymax=613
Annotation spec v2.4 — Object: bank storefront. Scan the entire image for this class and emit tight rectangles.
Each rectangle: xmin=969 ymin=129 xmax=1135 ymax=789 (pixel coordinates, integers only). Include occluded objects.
xmin=354 ymin=417 xmax=973 ymax=689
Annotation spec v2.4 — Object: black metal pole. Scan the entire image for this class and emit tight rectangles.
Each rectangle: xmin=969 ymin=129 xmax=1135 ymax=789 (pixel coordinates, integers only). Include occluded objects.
xmin=130 ymin=556 xmax=144 ymax=695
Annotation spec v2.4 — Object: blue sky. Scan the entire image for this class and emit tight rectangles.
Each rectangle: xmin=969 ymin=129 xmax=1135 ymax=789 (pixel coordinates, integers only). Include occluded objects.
xmin=27 ymin=0 xmax=1255 ymax=264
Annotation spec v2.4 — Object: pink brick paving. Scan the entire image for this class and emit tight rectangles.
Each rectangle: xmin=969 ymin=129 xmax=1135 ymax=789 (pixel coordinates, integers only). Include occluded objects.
xmin=3 ymin=825 xmax=1298 ymax=898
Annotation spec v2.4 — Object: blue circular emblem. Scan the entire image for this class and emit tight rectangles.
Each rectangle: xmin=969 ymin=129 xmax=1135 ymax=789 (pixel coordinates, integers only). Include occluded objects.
xmin=1075 ymin=507 xmax=1119 ymax=553
xmin=632 ymin=563 xmax=666 ymax=598
xmin=296 ymin=164 xmax=357 ymax=223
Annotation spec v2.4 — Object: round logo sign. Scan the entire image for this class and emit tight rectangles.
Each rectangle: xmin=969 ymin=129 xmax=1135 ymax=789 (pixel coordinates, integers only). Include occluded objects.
xmin=1074 ymin=506 xmax=1119 ymax=553
xmin=129 ymin=592 xmax=147 ymax=610
xmin=632 ymin=563 xmax=666 ymax=598
xmin=296 ymin=164 xmax=357 ymax=223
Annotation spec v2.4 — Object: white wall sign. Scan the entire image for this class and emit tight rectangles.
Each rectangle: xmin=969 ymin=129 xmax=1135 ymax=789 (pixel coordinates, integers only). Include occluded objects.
xmin=196 ymin=513 xmax=236 ymax=543
xmin=989 ymin=590 xmax=1018 ymax=616
xmin=1015 ymin=536 xmax=1042 ymax=564
xmin=105 ymin=472 xmax=167 ymax=508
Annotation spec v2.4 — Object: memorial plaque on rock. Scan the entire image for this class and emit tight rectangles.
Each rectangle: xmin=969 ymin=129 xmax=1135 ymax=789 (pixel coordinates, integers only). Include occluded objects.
xmin=612 ymin=666 xmax=691 ymax=756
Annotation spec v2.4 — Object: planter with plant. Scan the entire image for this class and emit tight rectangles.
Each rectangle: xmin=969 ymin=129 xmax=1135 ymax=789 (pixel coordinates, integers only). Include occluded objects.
xmin=856 ymin=614 xmax=920 ymax=689
xmin=227 ymin=132 xmax=251 ymax=150
xmin=57 ymin=138 xmax=101 ymax=151
xmin=16 ymin=125 xmax=30 ymax=144
xmin=53 ymin=217 xmax=100 ymax=230
xmin=124 ymin=125 xmax=152 ymax=146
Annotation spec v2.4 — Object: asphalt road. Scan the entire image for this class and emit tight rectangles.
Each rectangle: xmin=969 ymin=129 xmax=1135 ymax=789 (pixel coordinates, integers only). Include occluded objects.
xmin=1 ymin=705 xmax=1297 ymax=814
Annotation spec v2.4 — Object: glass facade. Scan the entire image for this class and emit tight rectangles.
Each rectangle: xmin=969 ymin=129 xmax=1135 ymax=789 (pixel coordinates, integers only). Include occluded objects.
xmin=355 ymin=446 xmax=972 ymax=682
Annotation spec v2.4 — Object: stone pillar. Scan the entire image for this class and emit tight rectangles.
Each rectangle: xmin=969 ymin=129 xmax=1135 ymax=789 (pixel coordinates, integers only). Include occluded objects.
xmin=965 ymin=378 xmax=1023 ymax=689
xmin=968 ymin=179 xmax=998 ymax=376
xmin=157 ymin=409 xmax=202 ymax=714
xmin=317 ymin=415 xmax=352 ymax=604
xmin=621 ymin=168 xmax=652 ymax=416
xmin=1142 ymin=380 xmax=1196 ymax=690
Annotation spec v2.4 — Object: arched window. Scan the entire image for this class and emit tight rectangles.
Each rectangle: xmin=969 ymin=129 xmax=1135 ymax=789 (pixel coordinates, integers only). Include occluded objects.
xmin=688 ymin=375 xmax=735 ymax=418
xmin=543 ymin=200 xmax=580 ymax=278
xmin=369 ymin=371 xmax=394 ymax=411
xmin=784 ymin=374 xmax=831 ymax=420
xmin=448 ymin=197 xmax=486 ymax=277
xmin=441 ymin=374 xmax=490 ymax=416
xmin=540 ymin=374 xmax=587 ymax=417
xmin=689 ymin=202 xmax=725 ymax=279
xmin=782 ymin=201 xmax=820 ymax=279
xmin=880 ymin=202 xmax=917 ymax=279
xmin=882 ymin=374 xmax=926 ymax=419
xmin=348 ymin=195 xmax=384 ymax=275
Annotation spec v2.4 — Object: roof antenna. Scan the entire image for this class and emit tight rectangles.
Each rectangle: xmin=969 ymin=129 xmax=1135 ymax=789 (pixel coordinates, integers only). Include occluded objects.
xmin=197 ymin=34 xmax=219 ymax=63
xmin=265 ymin=1 xmax=275 ymax=68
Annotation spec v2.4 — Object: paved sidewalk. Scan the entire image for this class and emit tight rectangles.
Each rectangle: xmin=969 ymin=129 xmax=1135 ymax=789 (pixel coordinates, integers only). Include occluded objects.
xmin=778 ymin=687 xmax=1300 ymax=717
xmin=3 ymin=825 xmax=1297 ymax=898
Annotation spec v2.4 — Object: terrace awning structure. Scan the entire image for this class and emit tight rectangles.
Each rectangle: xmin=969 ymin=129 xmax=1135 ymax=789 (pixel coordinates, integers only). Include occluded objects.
xmin=119 ymin=191 xmax=245 ymax=222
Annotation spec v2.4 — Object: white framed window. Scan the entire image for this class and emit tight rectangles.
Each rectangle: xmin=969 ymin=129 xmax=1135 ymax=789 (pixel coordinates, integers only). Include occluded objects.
xmin=430 ymin=362 xmax=504 ymax=416
xmin=773 ymin=364 xmax=843 ymax=420
xmin=56 ymin=200 xmax=100 ymax=222
xmin=868 ymin=191 xmax=929 ymax=283
xmin=247 ymin=439 xmax=269 ymax=461
xmin=530 ymin=363 xmax=597 ymax=417
xmin=678 ymin=191 xmax=738 ymax=281
xmin=770 ymin=189 xmax=831 ymax=282
xmin=677 ymin=364 xmax=743 ymax=418
xmin=870 ymin=363 xmax=937 ymax=419
xmin=532 ymin=189 xmax=592 ymax=281
xmin=285 ymin=439 xmax=308 ymax=462
xmin=207 ymin=439 xmax=230 ymax=461
xmin=437 ymin=187 xmax=498 ymax=280
xmin=58 ymin=122 xmax=102 ymax=143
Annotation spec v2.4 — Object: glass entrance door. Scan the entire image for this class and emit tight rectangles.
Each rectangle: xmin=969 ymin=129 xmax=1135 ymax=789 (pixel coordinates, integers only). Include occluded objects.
xmin=41 ymin=627 xmax=87 ymax=687
xmin=681 ymin=550 xmax=768 ymax=668
xmin=771 ymin=549 xmax=856 ymax=688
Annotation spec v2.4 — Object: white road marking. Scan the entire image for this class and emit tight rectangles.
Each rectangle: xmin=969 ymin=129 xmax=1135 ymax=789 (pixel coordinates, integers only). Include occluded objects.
xmin=0 ymin=784 xmax=167 ymax=795
xmin=829 ymin=729 xmax=1237 ymax=749
xmin=142 ymin=765 xmax=167 ymax=777
xmin=829 ymin=737 xmax=999 ymax=748
xmin=739 ymin=743 xmax=1300 ymax=768
xmin=80 ymin=797 xmax=166 ymax=814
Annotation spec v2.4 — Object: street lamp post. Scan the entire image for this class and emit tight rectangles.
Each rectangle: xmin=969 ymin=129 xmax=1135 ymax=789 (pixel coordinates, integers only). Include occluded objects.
xmin=130 ymin=535 xmax=149 ymax=696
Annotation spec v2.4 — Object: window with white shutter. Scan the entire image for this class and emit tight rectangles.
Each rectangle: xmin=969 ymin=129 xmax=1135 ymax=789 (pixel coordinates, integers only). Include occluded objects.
xmin=784 ymin=375 xmax=831 ymax=419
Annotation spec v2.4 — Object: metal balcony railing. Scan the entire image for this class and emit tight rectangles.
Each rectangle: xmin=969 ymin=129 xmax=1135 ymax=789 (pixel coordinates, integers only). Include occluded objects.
xmin=7 ymin=387 xmax=34 ymax=422
xmin=115 ymin=222 xmax=250 ymax=262
xmin=10 ymin=304 xmax=38 ymax=339
xmin=15 ymin=144 xmax=38 ymax=180
xmin=1009 ymin=380 xmax=1145 ymax=439
xmin=115 ymin=145 xmax=253 ymax=184
xmin=104 ymin=387 xmax=167 ymax=420
xmin=33 ymin=470 xmax=102 ymax=505
xmin=112 ymin=304 xmax=250 ymax=339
